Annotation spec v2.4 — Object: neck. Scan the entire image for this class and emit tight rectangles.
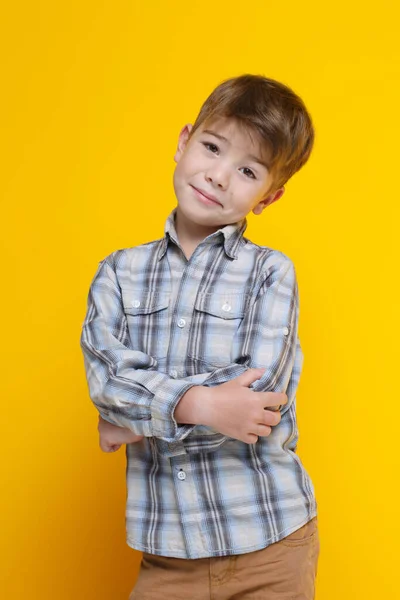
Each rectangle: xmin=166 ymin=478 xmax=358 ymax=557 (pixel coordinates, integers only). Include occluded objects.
xmin=174 ymin=208 xmax=222 ymax=259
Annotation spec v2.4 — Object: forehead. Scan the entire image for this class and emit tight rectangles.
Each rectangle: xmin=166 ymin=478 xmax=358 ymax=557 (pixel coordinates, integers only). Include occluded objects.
xmin=198 ymin=116 xmax=271 ymax=160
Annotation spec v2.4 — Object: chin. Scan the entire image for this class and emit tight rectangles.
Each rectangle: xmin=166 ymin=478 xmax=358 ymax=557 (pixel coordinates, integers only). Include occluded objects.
xmin=177 ymin=202 xmax=223 ymax=227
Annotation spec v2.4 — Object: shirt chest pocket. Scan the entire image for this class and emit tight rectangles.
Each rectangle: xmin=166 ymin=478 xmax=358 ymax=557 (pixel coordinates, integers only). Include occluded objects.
xmin=187 ymin=292 xmax=248 ymax=368
xmin=121 ymin=288 xmax=170 ymax=359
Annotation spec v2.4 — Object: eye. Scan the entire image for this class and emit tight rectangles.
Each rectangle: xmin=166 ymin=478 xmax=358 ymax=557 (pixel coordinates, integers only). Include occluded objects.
xmin=202 ymin=142 xmax=219 ymax=154
xmin=240 ymin=167 xmax=256 ymax=179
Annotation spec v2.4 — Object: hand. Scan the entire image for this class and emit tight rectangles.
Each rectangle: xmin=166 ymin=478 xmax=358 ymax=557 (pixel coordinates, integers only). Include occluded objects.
xmin=97 ymin=416 xmax=144 ymax=453
xmin=175 ymin=368 xmax=288 ymax=445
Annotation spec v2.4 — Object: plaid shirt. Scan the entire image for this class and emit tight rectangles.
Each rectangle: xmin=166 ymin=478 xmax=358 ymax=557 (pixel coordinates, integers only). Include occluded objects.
xmin=80 ymin=209 xmax=317 ymax=558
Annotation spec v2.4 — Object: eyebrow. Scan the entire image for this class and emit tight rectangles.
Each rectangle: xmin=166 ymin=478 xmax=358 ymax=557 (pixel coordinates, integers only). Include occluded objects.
xmin=202 ymin=129 xmax=270 ymax=171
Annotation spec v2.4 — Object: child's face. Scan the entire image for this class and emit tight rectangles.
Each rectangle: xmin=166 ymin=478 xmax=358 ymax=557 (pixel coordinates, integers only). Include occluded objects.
xmin=173 ymin=117 xmax=284 ymax=231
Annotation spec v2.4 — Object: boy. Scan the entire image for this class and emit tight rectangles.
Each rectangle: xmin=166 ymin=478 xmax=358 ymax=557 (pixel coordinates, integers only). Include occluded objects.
xmin=80 ymin=74 xmax=319 ymax=599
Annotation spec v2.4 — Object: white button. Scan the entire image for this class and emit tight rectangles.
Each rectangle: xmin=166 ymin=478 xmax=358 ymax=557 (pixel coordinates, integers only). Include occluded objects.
xmin=132 ymin=300 xmax=141 ymax=308
xmin=222 ymin=303 xmax=232 ymax=312
xmin=170 ymin=370 xmax=178 ymax=379
xmin=177 ymin=318 xmax=186 ymax=328
xmin=177 ymin=470 xmax=186 ymax=481
xmin=283 ymin=327 xmax=289 ymax=336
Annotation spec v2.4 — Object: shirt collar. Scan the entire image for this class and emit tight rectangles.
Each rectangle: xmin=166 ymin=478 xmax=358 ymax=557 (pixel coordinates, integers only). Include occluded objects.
xmin=157 ymin=208 xmax=247 ymax=261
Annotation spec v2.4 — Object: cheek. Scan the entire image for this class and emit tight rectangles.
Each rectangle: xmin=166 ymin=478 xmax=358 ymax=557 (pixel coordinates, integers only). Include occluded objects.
xmin=175 ymin=154 xmax=195 ymax=181
xmin=173 ymin=161 xmax=188 ymax=191
xmin=173 ymin=157 xmax=198 ymax=196
xmin=233 ymin=180 xmax=262 ymax=206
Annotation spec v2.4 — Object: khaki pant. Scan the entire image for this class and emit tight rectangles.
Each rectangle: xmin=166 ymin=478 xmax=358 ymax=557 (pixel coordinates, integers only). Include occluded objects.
xmin=129 ymin=517 xmax=319 ymax=600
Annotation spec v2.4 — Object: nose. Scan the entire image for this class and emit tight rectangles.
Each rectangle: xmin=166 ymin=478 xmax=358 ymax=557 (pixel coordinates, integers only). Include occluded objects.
xmin=205 ymin=164 xmax=229 ymax=190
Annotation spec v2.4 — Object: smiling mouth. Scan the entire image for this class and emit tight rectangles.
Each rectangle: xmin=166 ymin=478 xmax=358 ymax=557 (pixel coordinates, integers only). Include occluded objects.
xmin=190 ymin=185 xmax=222 ymax=206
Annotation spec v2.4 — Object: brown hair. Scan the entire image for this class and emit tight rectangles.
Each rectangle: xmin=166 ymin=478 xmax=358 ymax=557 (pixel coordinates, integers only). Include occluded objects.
xmin=189 ymin=74 xmax=314 ymax=191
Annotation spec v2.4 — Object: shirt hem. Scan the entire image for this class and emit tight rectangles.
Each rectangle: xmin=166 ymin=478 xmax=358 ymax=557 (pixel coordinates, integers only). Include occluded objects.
xmin=126 ymin=507 xmax=318 ymax=559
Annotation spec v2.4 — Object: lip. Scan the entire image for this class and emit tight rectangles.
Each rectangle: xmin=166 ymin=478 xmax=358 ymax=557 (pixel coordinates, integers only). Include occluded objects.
xmin=190 ymin=185 xmax=222 ymax=207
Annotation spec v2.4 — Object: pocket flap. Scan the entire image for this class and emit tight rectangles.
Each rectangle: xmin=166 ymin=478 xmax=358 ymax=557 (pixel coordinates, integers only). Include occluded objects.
xmin=121 ymin=288 xmax=170 ymax=315
xmin=194 ymin=292 xmax=248 ymax=319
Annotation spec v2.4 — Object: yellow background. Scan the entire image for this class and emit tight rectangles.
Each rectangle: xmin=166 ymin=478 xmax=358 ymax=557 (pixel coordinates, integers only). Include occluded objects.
xmin=1 ymin=1 xmax=399 ymax=598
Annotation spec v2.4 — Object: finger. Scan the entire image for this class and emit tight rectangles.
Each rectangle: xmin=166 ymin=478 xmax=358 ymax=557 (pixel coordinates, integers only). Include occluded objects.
xmin=245 ymin=433 xmax=259 ymax=444
xmin=263 ymin=410 xmax=281 ymax=427
xmin=101 ymin=443 xmax=121 ymax=453
xmin=235 ymin=368 xmax=266 ymax=388
xmin=257 ymin=424 xmax=272 ymax=437
xmin=262 ymin=392 xmax=288 ymax=408
xmin=100 ymin=439 xmax=114 ymax=452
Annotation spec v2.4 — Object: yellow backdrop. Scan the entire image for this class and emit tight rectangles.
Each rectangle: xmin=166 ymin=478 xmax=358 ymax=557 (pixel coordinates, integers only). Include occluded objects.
xmin=1 ymin=1 xmax=399 ymax=598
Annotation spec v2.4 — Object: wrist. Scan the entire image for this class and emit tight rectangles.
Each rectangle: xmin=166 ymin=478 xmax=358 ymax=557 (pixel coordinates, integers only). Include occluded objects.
xmin=174 ymin=386 xmax=211 ymax=425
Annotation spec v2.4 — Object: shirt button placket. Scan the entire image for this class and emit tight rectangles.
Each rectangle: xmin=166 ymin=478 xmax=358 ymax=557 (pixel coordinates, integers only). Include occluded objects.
xmin=172 ymin=457 xmax=206 ymax=557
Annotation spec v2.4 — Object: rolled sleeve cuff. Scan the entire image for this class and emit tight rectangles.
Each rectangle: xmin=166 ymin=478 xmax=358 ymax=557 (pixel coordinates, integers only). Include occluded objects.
xmin=150 ymin=379 xmax=197 ymax=442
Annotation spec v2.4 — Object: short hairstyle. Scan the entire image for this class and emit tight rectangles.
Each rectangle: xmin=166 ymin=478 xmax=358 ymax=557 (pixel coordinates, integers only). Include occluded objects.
xmin=189 ymin=74 xmax=314 ymax=191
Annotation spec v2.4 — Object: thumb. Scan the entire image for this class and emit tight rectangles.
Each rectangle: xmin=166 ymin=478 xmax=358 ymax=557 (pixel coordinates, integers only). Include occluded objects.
xmin=234 ymin=368 xmax=265 ymax=388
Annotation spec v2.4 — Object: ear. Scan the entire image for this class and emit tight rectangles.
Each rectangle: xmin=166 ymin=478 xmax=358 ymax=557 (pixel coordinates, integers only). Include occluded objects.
xmin=252 ymin=186 xmax=285 ymax=215
xmin=174 ymin=124 xmax=193 ymax=163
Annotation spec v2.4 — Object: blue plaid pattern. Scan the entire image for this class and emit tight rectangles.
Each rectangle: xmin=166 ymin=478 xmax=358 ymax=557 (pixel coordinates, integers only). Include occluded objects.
xmin=80 ymin=209 xmax=317 ymax=558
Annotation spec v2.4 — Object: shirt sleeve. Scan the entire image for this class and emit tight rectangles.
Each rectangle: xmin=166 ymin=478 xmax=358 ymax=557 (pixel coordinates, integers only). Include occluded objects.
xmin=80 ymin=256 xmax=197 ymax=443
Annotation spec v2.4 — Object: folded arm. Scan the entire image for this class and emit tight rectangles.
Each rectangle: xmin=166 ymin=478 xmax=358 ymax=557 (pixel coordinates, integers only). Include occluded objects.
xmin=82 ymin=251 xmax=302 ymax=452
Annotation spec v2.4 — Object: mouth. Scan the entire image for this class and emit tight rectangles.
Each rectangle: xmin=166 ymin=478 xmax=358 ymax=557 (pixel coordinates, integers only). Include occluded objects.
xmin=190 ymin=185 xmax=222 ymax=207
